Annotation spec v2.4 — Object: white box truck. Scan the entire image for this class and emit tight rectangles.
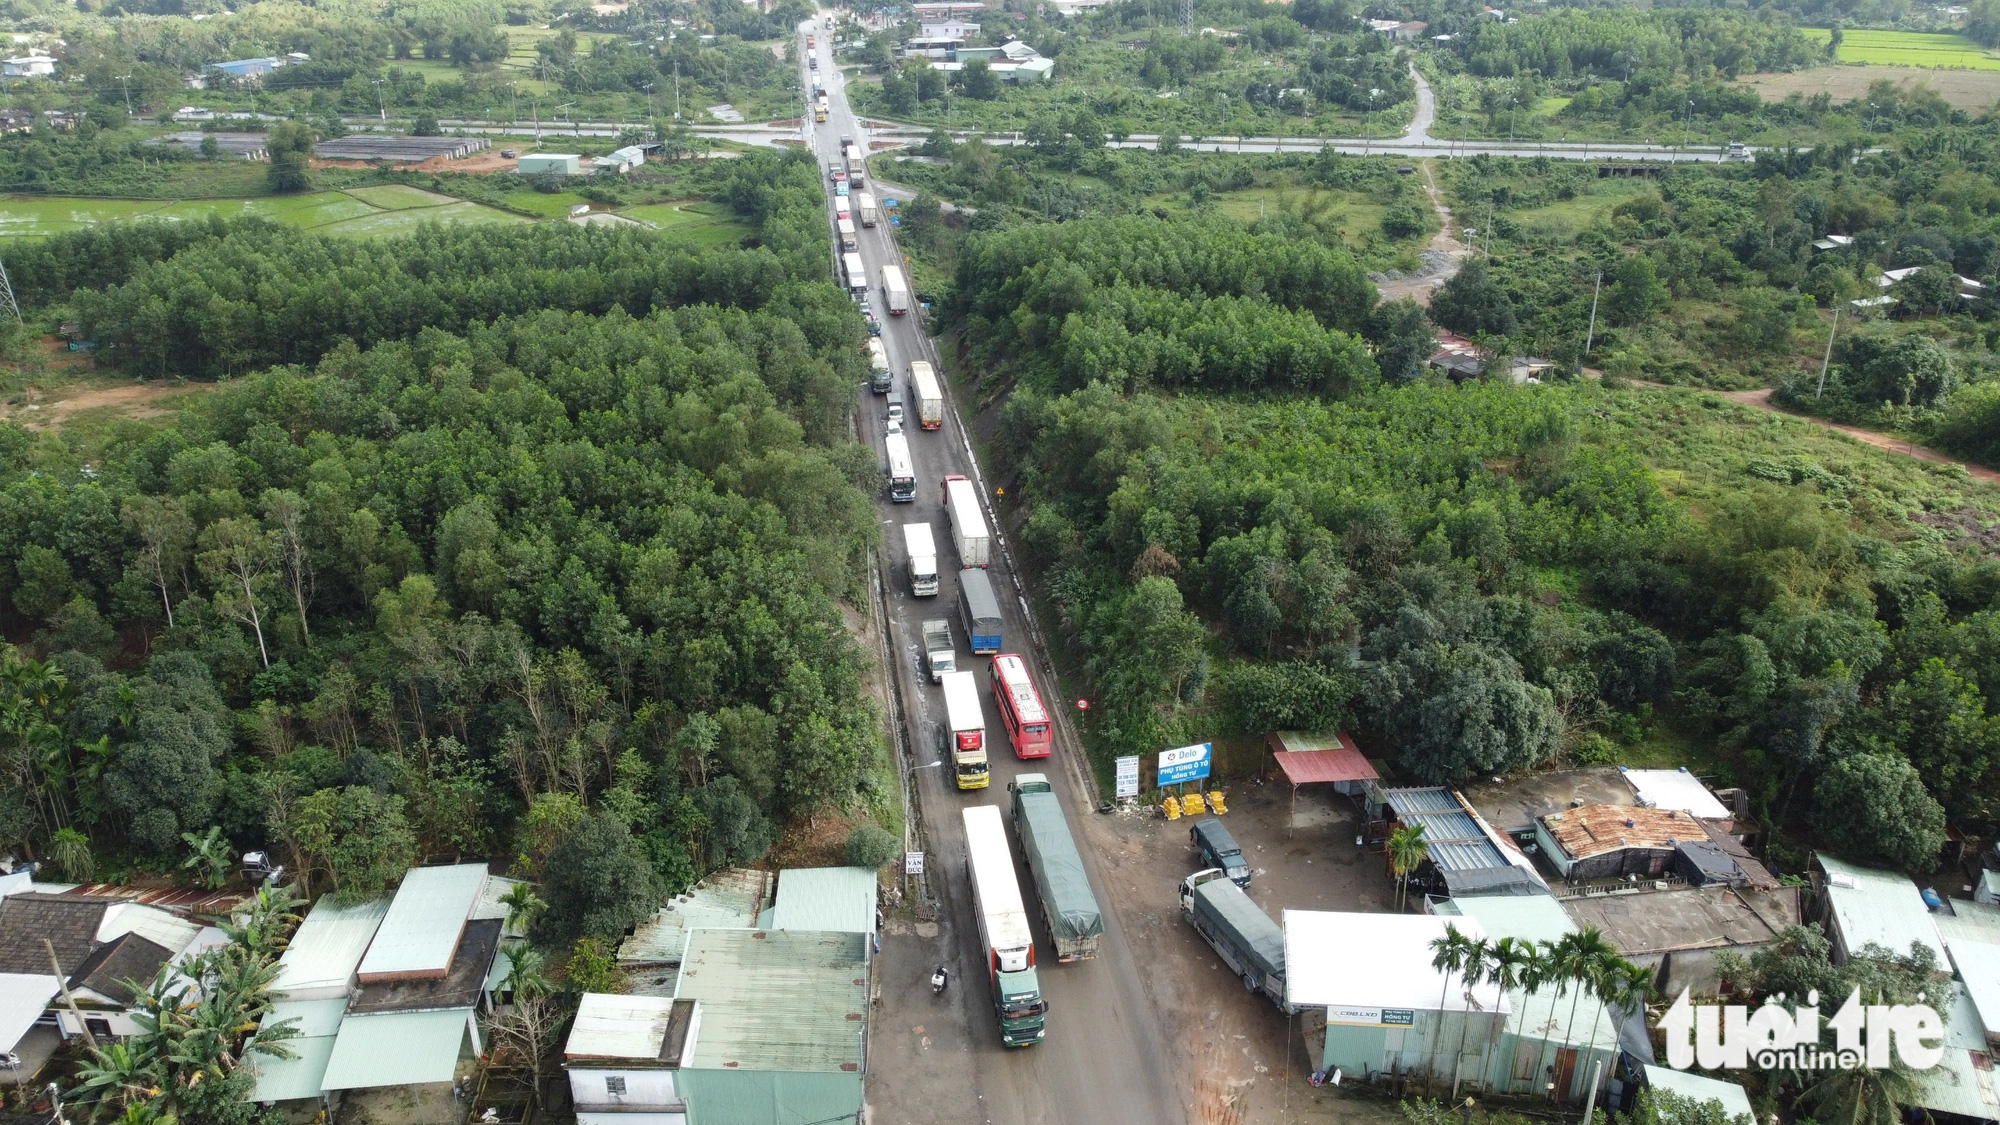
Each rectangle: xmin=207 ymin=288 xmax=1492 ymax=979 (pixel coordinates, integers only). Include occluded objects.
xmin=836 ymin=216 xmax=857 ymax=251
xmin=867 ymin=337 xmax=890 ymax=393
xmin=923 ymin=618 xmax=956 ymax=682
xmin=882 ymin=264 xmax=910 ymax=316
xmin=963 ymin=805 xmax=1047 ymax=1046
xmin=844 ymin=142 xmax=866 ymax=186
xmin=903 ymin=523 xmax=938 ymax=596
xmin=858 ymin=191 xmax=878 ymax=227
xmin=942 ymin=670 xmax=989 ymax=790
xmin=943 ymin=474 xmax=990 ymax=568
xmin=911 ymin=361 xmax=943 ymax=430
xmin=843 ymin=251 xmax=867 ymax=294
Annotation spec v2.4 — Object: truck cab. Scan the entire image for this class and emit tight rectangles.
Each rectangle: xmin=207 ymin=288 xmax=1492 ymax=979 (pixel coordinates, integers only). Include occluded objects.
xmin=922 ymin=618 xmax=955 ymax=680
xmin=1191 ymin=818 xmax=1251 ymax=887
xmin=994 ymin=968 xmax=1047 ymax=1047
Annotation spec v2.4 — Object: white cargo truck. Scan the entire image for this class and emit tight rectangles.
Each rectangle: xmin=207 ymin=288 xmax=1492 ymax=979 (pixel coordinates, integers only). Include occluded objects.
xmin=922 ymin=618 xmax=956 ymax=682
xmin=911 ymin=361 xmax=943 ymax=430
xmin=836 ymin=216 xmax=857 ymax=251
xmin=882 ymin=264 xmax=910 ymax=316
xmin=903 ymin=523 xmax=938 ymax=596
xmin=858 ymin=191 xmax=878 ymax=227
xmin=943 ymin=474 xmax=991 ymax=568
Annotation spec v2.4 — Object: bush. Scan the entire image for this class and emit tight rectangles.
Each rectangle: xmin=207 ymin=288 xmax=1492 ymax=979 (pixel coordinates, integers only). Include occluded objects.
xmin=844 ymin=823 xmax=900 ymax=868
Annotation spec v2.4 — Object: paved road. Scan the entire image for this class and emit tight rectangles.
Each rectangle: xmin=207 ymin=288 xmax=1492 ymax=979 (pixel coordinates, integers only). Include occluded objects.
xmin=1406 ymin=62 xmax=1437 ymax=145
xmin=797 ymin=19 xmax=1186 ymax=1125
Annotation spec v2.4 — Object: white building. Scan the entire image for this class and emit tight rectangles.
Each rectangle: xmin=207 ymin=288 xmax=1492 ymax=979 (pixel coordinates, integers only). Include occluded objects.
xmin=565 ymin=994 xmax=700 ymax=1123
xmin=2 ymin=55 xmax=54 ymax=78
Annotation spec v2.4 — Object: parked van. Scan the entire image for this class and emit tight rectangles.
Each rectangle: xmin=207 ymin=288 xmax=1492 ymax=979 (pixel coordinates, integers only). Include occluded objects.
xmin=1190 ymin=818 xmax=1250 ymax=887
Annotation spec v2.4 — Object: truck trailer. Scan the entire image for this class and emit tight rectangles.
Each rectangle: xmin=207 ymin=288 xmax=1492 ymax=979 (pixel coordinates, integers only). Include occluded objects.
xmin=857 ymin=191 xmax=878 ymax=227
xmin=963 ymin=805 xmax=1047 ymax=1047
xmin=940 ymin=670 xmax=988 ymax=790
xmin=957 ymin=567 xmax=1002 ymax=655
xmin=1178 ymin=868 xmax=1289 ymax=1012
xmin=911 ymin=361 xmax=943 ymax=430
xmin=1010 ymin=774 xmax=1103 ymax=961
xmin=903 ymin=523 xmax=939 ymax=596
xmin=942 ymin=475 xmax=990 ymax=567
xmin=881 ymin=264 xmax=911 ymax=316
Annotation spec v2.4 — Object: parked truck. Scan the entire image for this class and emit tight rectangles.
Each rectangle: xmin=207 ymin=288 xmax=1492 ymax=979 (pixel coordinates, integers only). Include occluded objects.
xmin=1179 ymin=868 xmax=1290 ymax=1012
xmin=1010 ymin=774 xmax=1104 ymax=961
xmin=942 ymin=475 xmax=990 ymax=567
xmin=911 ymin=361 xmax=943 ymax=430
xmin=882 ymin=265 xmax=911 ymax=316
xmin=866 ymin=337 xmax=891 ymax=393
xmin=858 ymin=191 xmax=878 ymax=227
xmin=941 ymin=670 xmax=988 ymax=790
xmin=903 ymin=523 xmax=939 ymax=596
xmin=842 ymin=251 xmax=867 ymax=294
xmin=922 ymin=618 xmax=956 ymax=682
xmin=958 ymin=567 xmax=1003 ymax=655
xmin=837 ymin=216 xmax=857 ymax=252
xmin=844 ymin=142 xmax=866 ymax=186
xmin=963 ymin=805 xmax=1048 ymax=1047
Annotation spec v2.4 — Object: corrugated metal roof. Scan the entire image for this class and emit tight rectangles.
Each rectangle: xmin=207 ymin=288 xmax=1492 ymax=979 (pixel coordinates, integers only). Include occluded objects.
xmin=1621 ymin=768 xmax=1732 ymax=820
xmin=675 ymin=929 xmax=868 ymax=1073
xmin=267 ymin=996 xmax=349 ymax=1038
xmin=247 ymin=1034 xmax=338 ymax=1103
xmin=357 ymin=864 xmax=486 ymax=980
xmin=1540 ymin=804 xmax=1704 ymax=860
xmin=98 ymin=902 xmax=200 ymax=952
xmin=1947 ymin=939 xmax=2000 ymax=1044
xmin=620 ymin=869 xmax=767 ymax=965
xmin=274 ymin=897 xmax=389 ymax=998
xmin=1272 ymin=741 xmax=1377 ymax=787
xmin=320 ymin=1008 xmax=471 ymax=1090
xmin=1439 ymin=894 xmax=1576 ymax=945
xmin=62 ymin=883 xmax=252 ymax=919
xmin=1909 ymin=984 xmax=2000 ymax=1120
xmin=0 ymin=974 xmax=58 ymax=1051
xmin=1382 ymin=788 xmax=1512 ymax=874
xmin=1283 ymin=910 xmax=1506 ymax=1014
xmin=1937 ymin=901 xmax=2000 ymax=947
xmin=565 ymin=993 xmax=686 ymax=1060
xmin=1509 ymin=980 xmax=1616 ymax=1048
xmin=1819 ymin=855 xmax=1949 ymax=967
xmin=1643 ymin=1065 xmax=1754 ymax=1118
xmin=770 ymin=868 xmax=877 ymax=935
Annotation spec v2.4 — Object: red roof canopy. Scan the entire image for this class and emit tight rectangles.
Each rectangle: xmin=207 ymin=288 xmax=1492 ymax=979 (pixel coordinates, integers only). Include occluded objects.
xmin=1272 ymin=732 xmax=1378 ymax=787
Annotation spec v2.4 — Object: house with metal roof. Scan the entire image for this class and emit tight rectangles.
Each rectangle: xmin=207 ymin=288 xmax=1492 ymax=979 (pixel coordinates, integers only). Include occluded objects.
xmin=1430 ymin=895 xmax=1619 ymax=1103
xmin=564 ymin=994 xmax=700 ymax=1124
xmin=668 ymin=928 xmax=869 ymax=1125
xmin=245 ymin=997 xmax=346 ymax=1107
xmin=1535 ymin=804 xmax=1714 ymax=882
xmin=1814 ymin=854 xmax=1950 ymax=971
xmin=620 ymin=868 xmax=770 ymax=968
xmin=1907 ymin=982 xmax=2000 ymax=1122
xmin=271 ymin=896 xmax=389 ymax=1001
xmin=1932 ymin=900 xmax=2000 ymax=1048
xmin=1371 ymin=787 xmax=1547 ymax=898
xmin=0 ymin=892 xmax=226 ymax=1048
xmin=768 ymin=868 xmax=878 ymax=938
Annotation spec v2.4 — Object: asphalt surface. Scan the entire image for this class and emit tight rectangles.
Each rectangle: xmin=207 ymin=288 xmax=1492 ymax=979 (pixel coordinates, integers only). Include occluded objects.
xmin=795 ymin=18 xmax=1188 ymax=1125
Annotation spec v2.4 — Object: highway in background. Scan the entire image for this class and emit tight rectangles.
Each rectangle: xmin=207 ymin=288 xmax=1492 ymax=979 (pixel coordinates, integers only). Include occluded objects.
xmin=800 ymin=17 xmax=1189 ymax=1125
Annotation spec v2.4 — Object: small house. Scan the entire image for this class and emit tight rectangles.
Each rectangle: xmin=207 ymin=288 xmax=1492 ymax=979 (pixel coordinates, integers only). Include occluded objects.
xmin=1814 ymin=854 xmax=1950 ymax=971
xmin=564 ymin=994 xmax=699 ymax=1123
xmin=518 ymin=153 xmax=581 ymax=176
xmin=1535 ymin=804 xmax=1704 ymax=882
xmin=207 ymin=57 xmax=286 ymax=83
xmin=2 ymin=55 xmax=54 ymax=78
xmin=592 ymin=145 xmax=648 ymax=174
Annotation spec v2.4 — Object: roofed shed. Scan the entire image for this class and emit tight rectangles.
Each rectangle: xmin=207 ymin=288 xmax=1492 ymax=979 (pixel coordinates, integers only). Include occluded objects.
xmin=1268 ymin=731 xmax=1378 ymax=823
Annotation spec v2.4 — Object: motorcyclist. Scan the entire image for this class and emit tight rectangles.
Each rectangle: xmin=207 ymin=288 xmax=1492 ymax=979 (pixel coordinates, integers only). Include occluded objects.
xmin=931 ymin=965 xmax=949 ymax=994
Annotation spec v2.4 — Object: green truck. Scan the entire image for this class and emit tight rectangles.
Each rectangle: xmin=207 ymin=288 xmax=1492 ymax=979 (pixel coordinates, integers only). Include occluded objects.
xmin=1009 ymin=774 xmax=1104 ymax=962
xmin=962 ymin=804 xmax=1046 ymax=1046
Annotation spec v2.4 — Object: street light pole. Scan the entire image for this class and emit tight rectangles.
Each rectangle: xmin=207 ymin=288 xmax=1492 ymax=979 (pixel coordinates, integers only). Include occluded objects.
xmin=1815 ymin=304 xmax=1841 ymax=399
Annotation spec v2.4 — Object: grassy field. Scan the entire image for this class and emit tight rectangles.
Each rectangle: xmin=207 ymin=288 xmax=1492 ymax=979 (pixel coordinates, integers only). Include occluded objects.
xmin=1736 ymin=64 xmax=2000 ymax=109
xmin=1506 ymin=178 xmax=1657 ymax=239
xmin=1801 ymin=27 xmax=2000 ymax=69
xmin=0 ymin=189 xmax=524 ymax=238
xmin=501 ymin=189 xmax=593 ymax=217
xmin=621 ymin=200 xmax=751 ymax=245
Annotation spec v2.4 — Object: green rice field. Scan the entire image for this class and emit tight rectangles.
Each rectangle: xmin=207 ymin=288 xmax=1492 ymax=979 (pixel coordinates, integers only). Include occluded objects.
xmin=622 ymin=200 xmax=751 ymax=245
xmin=1801 ymin=28 xmax=2000 ymax=70
xmin=0 ymin=188 xmax=526 ymax=239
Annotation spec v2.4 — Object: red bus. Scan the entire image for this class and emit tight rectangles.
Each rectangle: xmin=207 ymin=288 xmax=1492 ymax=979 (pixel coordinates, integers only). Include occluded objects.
xmin=990 ymin=653 xmax=1052 ymax=759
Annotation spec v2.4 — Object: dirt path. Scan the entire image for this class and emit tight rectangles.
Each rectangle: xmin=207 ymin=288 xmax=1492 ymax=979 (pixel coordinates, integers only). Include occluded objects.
xmin=1375 ymin=159 xmax=1469 ymax=306
xmin=0 ymin=381 xmax=201 ymax=429
xmin=1715 ymin=386 xmax=2000 ymax=484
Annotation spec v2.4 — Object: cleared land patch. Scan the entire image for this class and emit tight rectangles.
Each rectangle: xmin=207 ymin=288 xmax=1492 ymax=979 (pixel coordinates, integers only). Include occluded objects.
xmin=1736 ymin=64 xmax=2000 ymax=109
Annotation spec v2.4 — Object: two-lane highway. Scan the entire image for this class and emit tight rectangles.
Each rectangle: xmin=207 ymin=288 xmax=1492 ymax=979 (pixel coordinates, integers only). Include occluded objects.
xmin=799 ymin=18 xmax=1187 ymax=1125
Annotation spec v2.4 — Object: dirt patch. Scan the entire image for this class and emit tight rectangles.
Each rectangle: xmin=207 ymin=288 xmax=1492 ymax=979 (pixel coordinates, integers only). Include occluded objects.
xmin=1077 ymin=778 xmax=1404 ymax=1124
xmin=1912 ymin=507 xmax=2000 ymax=552
xmin=1737 ymin=65 xmax=2000 ymax=110
xmin=0 ymin=378 xmax=205 ymax=429
xmin=1377 ymin=159 xmax=1469 ymax=306
xmin=1717 ymin=386 xmax=2000 ymax=484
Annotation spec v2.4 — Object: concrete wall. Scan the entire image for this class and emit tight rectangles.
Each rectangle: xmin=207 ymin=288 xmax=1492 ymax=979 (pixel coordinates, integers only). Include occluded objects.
xmin=569 ymin=1066 xmax=679 ymax=1111
xmin=1315 ymin=1009 xmax=1504 ymax=1086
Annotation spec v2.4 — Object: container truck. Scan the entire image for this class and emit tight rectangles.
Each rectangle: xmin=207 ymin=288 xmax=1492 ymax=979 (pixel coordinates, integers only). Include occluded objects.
xmin=958 ymin=567 xmax=1002 ymax=655
xmin=1178 ymin=868 xmax=1290 ymax=1012
xmin=842 ymin=252 xmax=867 ymax=294
xmin=866 ymin=337 xmax=890 ymax=392
xmin=903 ymin=523 xmax=939 ymax=596
xmin=881 ymin=265 xmax=911 ymax=316
xmin=940 ymin=670 xmax=989 ymax=790
xmin=922 ymin=618 xmax=956 ymax=682
xmin=884 ymin=432 xmax=915 ymax=503
xmin=1010 ymin=774 xmax=1103 ymax=961
xmin=962 ymin=805 xmax=1047 ymax=1046
xmin=911 ymin=361 xmax=943 ymax=429
xmin=942 ymin=475 xmax=990 ymax=567
xmin=837 ymin=217 xmax=857 ymax=252
xmin=857 ymin=191 xmax=878 ymax=227
xmin=814 ymin=104 xmax=828 ymax=123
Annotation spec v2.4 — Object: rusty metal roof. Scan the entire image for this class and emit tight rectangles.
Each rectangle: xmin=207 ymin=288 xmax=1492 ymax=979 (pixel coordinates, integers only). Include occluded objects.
xmin=1539 ymin=804 xmax=1703 ymax=860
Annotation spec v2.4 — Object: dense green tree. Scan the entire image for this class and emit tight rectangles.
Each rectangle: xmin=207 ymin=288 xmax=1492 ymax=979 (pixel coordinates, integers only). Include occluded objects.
xmin=1428 ymin=259 xmax=1519 ymax=338
xmin=843 ymin=823 xmax=899 ymax=867
xmin=265 ymin=121 xmax=315 ymax=194
xmin=1814 ymin=752 xmax=1946 ymax=872
xmin=534 ymin=811 xmax=660 ymax=946
xmin=1365 ymin=298 xmax=1435 ymax=385
xmin=291 ymin=786 xmax=417 ymax=901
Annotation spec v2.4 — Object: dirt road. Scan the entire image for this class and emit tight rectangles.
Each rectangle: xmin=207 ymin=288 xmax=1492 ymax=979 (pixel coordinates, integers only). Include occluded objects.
xmin=1699 ymin=385 xmax=2000 ymax=485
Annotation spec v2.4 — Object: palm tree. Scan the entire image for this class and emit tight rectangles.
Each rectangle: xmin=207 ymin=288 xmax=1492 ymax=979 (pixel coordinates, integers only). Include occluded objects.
xmin=1387 ymin=824 xmax=1430 ymax=912
xmin=1546 ymin=926 xmax=1620 ymax=1054
xmin=1426 ymin=926 xmax=1478 ymax=1094
xmin=499 ymin=881 xmax=547 ymax=937
xmin=503 ymin=946 xmax=551 ymax=1003
xmin=1797 ymin=1056 xmax=1923 ymax=1125
xmin=49 ymin=826 xmax=94 ymax=882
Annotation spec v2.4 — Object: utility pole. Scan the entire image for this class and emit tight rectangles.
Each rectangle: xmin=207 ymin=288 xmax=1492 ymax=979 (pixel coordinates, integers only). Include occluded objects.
xmin=1815 ymin=304 xmax=1841 ymax=398
xmin=1582 ymin=270 xmax=1601 ymax=364
xmin=674 ymin=58 xmax=681 ymax=120
xmin=1180 ymin=0 xmax=1193 ymax=35
xmin=373 ymin=77 xmax=387 ymax=121
xmin=46 ymin=940 xmax=95 ymax=1051
xmin=115 ymin=75 xmax=131 ymax=116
